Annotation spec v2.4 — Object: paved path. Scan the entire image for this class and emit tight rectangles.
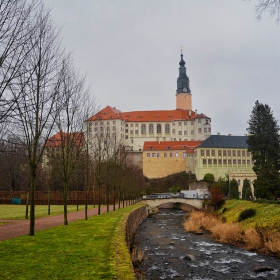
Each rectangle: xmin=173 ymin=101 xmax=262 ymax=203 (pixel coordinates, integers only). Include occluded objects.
xmin=0 ymin=205 xmax=115 ymax=241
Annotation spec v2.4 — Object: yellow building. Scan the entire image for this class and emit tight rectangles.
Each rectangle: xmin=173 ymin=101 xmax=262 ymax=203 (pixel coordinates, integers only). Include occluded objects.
xmin=195 ymin=135 xmax=256 ymax=197
xmin=143 ymin=140 xmax=202 ymax=178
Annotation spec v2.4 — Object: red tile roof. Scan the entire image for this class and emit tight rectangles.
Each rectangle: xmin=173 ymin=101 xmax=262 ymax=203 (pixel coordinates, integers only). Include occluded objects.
xmin=143 ymin=140 xmax=203 ymax=153
xmin=86 ymin=106 xmax=210 ymax=122
xmin=45 ymin=132 xmax=84 ymax=147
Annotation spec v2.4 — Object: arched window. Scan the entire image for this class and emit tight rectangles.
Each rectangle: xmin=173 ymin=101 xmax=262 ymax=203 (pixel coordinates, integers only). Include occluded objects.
xmin=141 ymin=124 xmax=146 ymax=134
xmin=165 ymin=124 xmax=170 ymax=133
xmin=149 ymin=124 xmax=153 ymax=134
xmin=157 ymin=124 xmax=161 ymax=133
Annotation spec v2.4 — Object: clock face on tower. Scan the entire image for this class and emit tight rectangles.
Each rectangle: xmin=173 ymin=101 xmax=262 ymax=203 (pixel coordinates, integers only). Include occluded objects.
xmin=183 ymin=88 xmax=187 ymax=92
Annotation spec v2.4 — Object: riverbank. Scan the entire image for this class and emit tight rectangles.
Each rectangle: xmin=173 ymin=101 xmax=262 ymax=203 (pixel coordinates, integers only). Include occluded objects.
xmin=0 ymin=204 xmax=144 ymax=279
xmin=184 ymin=199 xmax=280 ymax=258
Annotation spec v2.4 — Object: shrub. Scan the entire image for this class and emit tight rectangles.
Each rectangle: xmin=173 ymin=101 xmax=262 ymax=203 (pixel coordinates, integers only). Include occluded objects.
xmin=238 ymin=208 xmax=256 ymax=222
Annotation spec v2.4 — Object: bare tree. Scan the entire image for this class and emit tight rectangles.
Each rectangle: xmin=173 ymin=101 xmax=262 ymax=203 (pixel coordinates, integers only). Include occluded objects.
xmin=255 ymin=0 xmax=280 ymax=22
xmin=53 ymin=58 xmax=95 ymax=225
xmin=11 ymin=4 xmax=65 ymax=235
xmin=0 ymin=0 xmax=42 ymax=122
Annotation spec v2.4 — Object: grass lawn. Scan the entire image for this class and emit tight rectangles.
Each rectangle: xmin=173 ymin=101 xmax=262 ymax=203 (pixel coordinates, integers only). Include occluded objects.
xmin=218 ymin=200 xmax=280 ymax=230
xmin=0 ymin=205 xmax=95 ymax=220
xmin=0 ymin=204 xmax=141 ymax=279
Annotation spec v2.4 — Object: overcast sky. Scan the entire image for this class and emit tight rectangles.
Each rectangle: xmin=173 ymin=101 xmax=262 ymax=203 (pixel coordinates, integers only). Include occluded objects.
xmin=45 ymin=0 xmax=280 ymax=136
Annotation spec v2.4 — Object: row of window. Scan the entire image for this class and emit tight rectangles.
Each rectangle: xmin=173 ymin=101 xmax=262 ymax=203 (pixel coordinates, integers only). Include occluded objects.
xmin=202 ymin=159 xmax=253 ymax=165
xmin=125 ymin=124 xmax=211 ymax=135
xmin=146 ymin=152 xmax=194 ymax=158
xmin=199 ymin=149 xmax=250 ymax=157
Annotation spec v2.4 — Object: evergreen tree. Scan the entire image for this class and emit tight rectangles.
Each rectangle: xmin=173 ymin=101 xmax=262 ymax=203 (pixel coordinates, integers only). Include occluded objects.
xmin=245 ymin=187 xmax=253 ymax=200
xmin=229 ymin=179 xmax=239 ymax=199
xmin=247 ymin=100 xmax=280 ymax=199
xmin=242 ymin=179 xmax=251 ymax=199
xmin=217 ymin=174 xmax=229 ymax=197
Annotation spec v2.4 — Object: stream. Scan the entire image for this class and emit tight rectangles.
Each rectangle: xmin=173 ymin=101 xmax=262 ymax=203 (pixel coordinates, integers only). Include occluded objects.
xmin=133 ymin=209 xmax=280 ymax=280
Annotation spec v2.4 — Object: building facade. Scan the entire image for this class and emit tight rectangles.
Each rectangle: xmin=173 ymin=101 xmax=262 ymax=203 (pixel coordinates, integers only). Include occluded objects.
xmin=194 ymin=135 xmax=256 ymax=197
xmin=85 ymin=52 xmax=211 ymax=152
xmin=143 ymin=140 xmax=202 ymax=178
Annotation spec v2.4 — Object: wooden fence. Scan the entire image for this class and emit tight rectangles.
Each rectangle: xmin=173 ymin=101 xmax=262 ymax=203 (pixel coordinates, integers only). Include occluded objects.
xmin=0 ymin=191 xmax=116 ymax=205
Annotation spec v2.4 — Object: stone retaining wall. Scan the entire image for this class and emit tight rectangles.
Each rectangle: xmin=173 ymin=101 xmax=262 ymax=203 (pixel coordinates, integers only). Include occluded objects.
xmin=125 ymin=205 xmax=148 ymax=249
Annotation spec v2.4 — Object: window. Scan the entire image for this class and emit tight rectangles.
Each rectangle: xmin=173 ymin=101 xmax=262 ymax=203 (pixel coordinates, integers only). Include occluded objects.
xmin=242 ymin=150 xmax=245 ymax=157
xmin=238 ymin=180 xmax=240 ymax=186
xmin=191 ymin=121 xmax=194 ymax=125
xmin=157 ymin=153 xmax=160 ymax=158
xmin=157 ymin=124 xmax=161 ymax=133
xmin=172 ymin=129 xmax=175 ymax=133
xmin=228 ymin=159 xmax=232 ymax=164
xmin=107 ymin=121 xmax=109 ymax=126
xmin=198 ymin=119 xmax=201 ymax=123
xmin=141 ymin=124 xmax=146 ymax=134
xmin=125 ymin=135 xmax=128 ymax=139
xmin=179 ymin=122 xmax=181 ymax=126
xmin=172 ymin=122 xmax=175 ymax=126
xmin=130 ymin=124 xmax=133 ymax=127
xmin=233 ymin=159 xmax=236 ymax=164
xmin=100 ymin=122 xmax=104 ymax=126
xmin=147 ymin=153 xmax=150 ymax=157
xmin=165 ymin=124 xmax=170 ymax=133
xmin=135 ymin=123 xmax=138 ymax=127
xmin=228 ymin=150 xmax=231 ymax=156
xmin=113 ymin=121 xmax=116 ymax=125
xmin=223 ymin=150 xmax=226 ymax=156
xmin=184 ymin=131 xmax=187 ymax=135
xmin=183 ymin=152 xmax=187 ymax=158
xmin=204 ymin=127 xmax=207 ymax=132
xmin=191 ymin=130 xmax=194 ymax=135
xmin=125 ymin=129 xmax=128 ymax=133
xmin=130 ymin=130 xmax=133 ymax=134
xmin=238 ymin=159 xmax=241 ymax=164
xmin=233 ymin=150 xmax=236 ymax=157
xmin=218 ymin=159 xmax=222 ymax=164
xmin=179 ymin=131 xmax=182 ymax=135
xmin=100 ymin=127 xmax=104 ymax=131
xmin=175 ymin=152 xmax=178 ymax=157
xmin=203 ymin=159 xmax=206 ymax=164
xmin=206 ymin=150 xmax=210 ymax=156
xmin=149 ymin=124 xmax=153 ymax=134
xmin=170 ymin=152 xmax=173 ymax=157
xmin=247 ymin=159 xmax=250 ymax=164
xmin=135 ymin=130 xmax=138 ymax=134
xmin=184 ymin=122 xmax=187 ymax=125
xmin=211 ymin=150 xmax=215 ymax=156
xmin=223 ymin=159 xmax=226 ymax=164
xmin=113 ymin=126 xmax=116 ymax=131
xmin=152 ymin=153 xmax=156 ymax=157
xmin=94 ymin=127 xmax=97 ymax=132
xmin=164 ymin=153 xmax=167 ymax=157
xmin=237 ymin=150 xmax=241 ymax=157
xmin=201 ymin=150 xmax=204 ymax=156
xmin=208 ymin=127 xmax=211 ymax=132
xmin=218 ymin=150 xmax=221 ymax=156
xmin=125 ymin=124 xmax=128 ymax=127
xmin=247 ymin=151 xmax=250 ymax=157
xmin=208 ymin=159 xmax=212 ymax=164
xmin=198 ymin=128 xmax=202 ymax=133
xmin=242 ymin=159 xmax=246 ymax=164
xmin=213 ymin=159 xmax=217 ymax=164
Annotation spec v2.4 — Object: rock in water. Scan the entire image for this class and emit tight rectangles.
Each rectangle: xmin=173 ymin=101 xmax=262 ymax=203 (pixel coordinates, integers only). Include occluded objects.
xmin=254 ymin=266 xmax=274 ymax=273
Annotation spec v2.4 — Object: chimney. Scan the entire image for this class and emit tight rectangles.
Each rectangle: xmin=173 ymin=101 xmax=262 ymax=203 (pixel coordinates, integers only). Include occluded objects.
xmin=217 ymin=132 xmax=220 ymax=135
xmin=189 ymin=110 xmax=192 ymax=116
xmin=228 ymin=134 xmax=231 ymax=136
xmin=195 ymin=110 xmax=197 ymax=115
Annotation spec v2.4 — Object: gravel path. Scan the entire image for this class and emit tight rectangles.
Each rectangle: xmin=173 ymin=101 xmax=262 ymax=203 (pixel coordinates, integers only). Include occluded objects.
xmin=0 ymin=205 xmax=114 ymax=241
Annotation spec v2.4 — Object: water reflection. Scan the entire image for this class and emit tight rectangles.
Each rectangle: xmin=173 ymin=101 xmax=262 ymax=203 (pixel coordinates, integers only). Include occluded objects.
xmin=133 ymin=209 xmax=279 ymax=279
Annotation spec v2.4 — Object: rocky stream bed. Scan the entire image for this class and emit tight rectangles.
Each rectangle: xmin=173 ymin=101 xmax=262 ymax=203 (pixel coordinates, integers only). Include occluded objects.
xmin=133 ymin=209 xmax=280 ymax=280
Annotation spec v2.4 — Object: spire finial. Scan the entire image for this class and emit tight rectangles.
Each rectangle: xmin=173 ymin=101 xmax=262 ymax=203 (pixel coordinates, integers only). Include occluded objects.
xmin=180 ymin=45 xmax=183 ymax=53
